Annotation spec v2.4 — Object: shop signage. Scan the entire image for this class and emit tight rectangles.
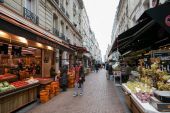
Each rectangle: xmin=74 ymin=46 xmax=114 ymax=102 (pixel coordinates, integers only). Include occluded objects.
xmin=160 ymin=56 xmax=170 ymax=60
xmin=165 ymin=15 xmax=170 ymax=27
xmin=152 ymin=0 xmax=159 ymax=7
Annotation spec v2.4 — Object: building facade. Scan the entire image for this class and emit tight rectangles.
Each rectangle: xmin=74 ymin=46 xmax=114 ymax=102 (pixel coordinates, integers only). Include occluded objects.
xmin=0 ymin=0 xmax=101 ymax=77
xmin=107 ymin=0 xmax=167 ymax=60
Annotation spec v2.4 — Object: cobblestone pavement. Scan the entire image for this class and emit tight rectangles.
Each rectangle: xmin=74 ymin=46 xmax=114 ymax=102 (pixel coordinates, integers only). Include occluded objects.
xmin=27 ymin=69 xmax=127 ymax=113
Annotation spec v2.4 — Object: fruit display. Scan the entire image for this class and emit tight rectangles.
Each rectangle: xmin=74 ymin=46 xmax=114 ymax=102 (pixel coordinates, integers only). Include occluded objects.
xmin=26 ymin=76 xmax=39 ymax=84
xmin=157 ymin=81 xmax=170 ymax=91
xmin=0 ymin=81 xmax=16 ymax=92
xmin=126 ymin=81 xmax=153 ymax=103
xmin=0 ymin=74 xmax=17 ymax=80
xmin=126 ymin=81 xmax=152 ymax=93
xmin=11 ymin=81 xmax=29 ymax=88
xmin=136 ymin=92 xmax=153 ymax=103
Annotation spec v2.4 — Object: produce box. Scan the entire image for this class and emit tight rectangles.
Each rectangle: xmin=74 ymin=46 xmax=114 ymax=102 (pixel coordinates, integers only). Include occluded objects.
xmin=154 ymin=91 xmax=170 ymax=103
xmin=150 ymin=96 xmax=170 ymax=112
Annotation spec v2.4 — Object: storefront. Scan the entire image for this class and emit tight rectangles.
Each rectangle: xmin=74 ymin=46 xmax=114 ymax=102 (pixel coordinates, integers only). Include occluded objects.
xmin=110 ymin=2 xmax=170 ymax=113
xmin=0 ymin=12 xmax=72 ymax=112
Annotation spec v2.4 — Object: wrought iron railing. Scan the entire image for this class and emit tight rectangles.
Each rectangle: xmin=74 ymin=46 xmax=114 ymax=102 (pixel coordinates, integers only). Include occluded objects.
xmin=60 ymin=4 xmax=65 ymax=13
xmin=23 ymin=7 xmax=39 ymax=25
xmin=59 ymin=33 xmax=66 ymax=40
xmin=66 ymin=12 xmax=69 ymax=18
xmin=53 ymin=28 xmax=60 ymax=37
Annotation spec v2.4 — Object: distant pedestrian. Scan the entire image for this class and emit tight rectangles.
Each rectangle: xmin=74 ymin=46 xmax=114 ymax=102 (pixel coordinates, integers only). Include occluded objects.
xmin=73 ymin=62 xmax=85 ymax=96
xmin=106 ymin=63 xmax=109 ymax=80
xmin=108 ymin=62 xmax=113 ymax=80
xmin=95 ymin=63 xmax=99 ymax=73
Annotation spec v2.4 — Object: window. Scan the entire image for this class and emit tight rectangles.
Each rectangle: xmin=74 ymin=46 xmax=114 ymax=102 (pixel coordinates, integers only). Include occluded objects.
xmin=73 ymin=3 xmax=76 ymax=17
xmin=25 ymin=0 xmax=36 ymax=13
xmin=79 ymin=14 xmax=81 ymax=25
xmin=53 ymin=15 xmax=58 ymax=29
xmin=66 ymin=0 xmax=69 ymax=5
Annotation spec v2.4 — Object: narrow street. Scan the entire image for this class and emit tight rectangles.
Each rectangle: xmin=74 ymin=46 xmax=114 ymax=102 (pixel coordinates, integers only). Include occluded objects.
xmin=27 ymin=69 xmax=129 ymax=113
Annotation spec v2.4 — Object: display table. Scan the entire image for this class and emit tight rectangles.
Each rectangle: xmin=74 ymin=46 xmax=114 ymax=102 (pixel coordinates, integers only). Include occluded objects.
xmin=0 ymin=82 xmax=39 ymax=113
xmin=122 ymin=84 xmax=167 ymax=113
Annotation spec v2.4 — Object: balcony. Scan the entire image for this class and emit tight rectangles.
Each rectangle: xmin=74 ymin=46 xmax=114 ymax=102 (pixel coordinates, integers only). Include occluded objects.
xmin=23 ymin=7 xmax=39 ymax=25
xmin=53 ymin=28 xmax=60 ymax=37
xmin=60 ymin=4 xmax=65 ymax=13
xmin=54 ymin=0 xmax=59 ymax=5
xmin=59 ymin=33 xmax=66 ymax=40
xmin=66 ymin=12 xmax=69 ymax=18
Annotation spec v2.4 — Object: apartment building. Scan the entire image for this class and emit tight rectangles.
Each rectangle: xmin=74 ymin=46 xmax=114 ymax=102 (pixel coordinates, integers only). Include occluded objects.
xmin=108 ymin=0 xmax=168 ymax=60
xmin=0 ymin=0 xmax=98 ymax=77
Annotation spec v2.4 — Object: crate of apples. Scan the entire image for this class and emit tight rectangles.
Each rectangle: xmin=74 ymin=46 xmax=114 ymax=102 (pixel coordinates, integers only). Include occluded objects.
xmin=11 ymin=81 xmax=29 ymax=88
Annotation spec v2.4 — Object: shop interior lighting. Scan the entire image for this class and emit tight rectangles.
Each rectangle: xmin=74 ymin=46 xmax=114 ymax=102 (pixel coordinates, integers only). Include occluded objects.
xmin=0 ymin=31 xmax=6 ymax=36
xmin=47 ymin=46 xmax=53 ymax=51
xmin=36 ymin=42 xmax=43 ymax=48
xmin=28 ymin=47 xmax=36 ymax=50
xmin=18 ymin=36 xmax=28 ymax=44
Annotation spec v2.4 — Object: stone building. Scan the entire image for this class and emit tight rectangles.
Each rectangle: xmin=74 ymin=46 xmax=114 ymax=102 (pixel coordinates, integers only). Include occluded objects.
xmin=0 ymin=0 xmax=101 ymax=77
xmin=108 ymin=0 xmax=168 ymax=59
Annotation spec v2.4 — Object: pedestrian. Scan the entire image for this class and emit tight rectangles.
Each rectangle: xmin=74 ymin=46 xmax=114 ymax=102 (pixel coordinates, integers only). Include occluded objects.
xmin=106 ymin=63 xmax=109 ymax=80
xmin=73 ymin=62 xmax=85 ymax=96
xmin=50 ymin=65 xmax=56 ymax=81
xmin=60 ymin=63 xmax=69 ymax=92
xmin=108 ymin=62 xmax=113 ymax=80
xmin=95 ymin=63 xmax=99 ymax=73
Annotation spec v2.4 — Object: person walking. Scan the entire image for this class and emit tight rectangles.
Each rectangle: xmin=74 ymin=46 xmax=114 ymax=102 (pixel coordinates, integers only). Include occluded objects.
xmin=50 ymin=65 xmax=56 ymax=81
xmin=108 ymin=62 xmax=113 ymax=80
xmin=73 ymin=62 xmax=85 ymax=97
xmin=95 ymin=63 xmax=99 ymax=73
xmin=60 ymin=63 xmax=68 ymax=92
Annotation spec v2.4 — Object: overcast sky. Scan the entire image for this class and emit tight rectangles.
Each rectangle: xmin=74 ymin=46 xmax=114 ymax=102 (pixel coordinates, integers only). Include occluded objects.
xmin=83 ymin=0 xmax=119 ymax=61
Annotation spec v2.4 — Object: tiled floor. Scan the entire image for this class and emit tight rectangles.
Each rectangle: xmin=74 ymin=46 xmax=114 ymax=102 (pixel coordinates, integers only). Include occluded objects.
xmin=26 ymin=69 xmax=130 ymax=113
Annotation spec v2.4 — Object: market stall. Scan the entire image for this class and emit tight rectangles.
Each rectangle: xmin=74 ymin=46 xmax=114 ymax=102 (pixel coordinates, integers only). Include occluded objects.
xmin=110 ymin=2 xmax=170 ymax=113
xmin=122 ymin=83 xmax=170 ymax=113
xmin=0 ymin=79 xmax=39 ymax=113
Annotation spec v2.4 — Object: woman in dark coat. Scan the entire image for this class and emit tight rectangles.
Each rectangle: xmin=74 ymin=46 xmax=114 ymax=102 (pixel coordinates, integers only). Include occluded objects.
xmin=60 ymin=65 xmax=68 ymax=91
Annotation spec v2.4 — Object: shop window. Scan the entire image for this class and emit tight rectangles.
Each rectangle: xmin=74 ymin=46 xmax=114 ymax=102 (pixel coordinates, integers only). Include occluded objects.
xmin=0 ymin=42 xmax=42 ymax=78
xmin=0 ymin=44 xmax=8 ymax=55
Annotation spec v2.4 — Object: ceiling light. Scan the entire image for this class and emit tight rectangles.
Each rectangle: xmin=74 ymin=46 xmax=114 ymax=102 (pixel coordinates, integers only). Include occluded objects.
xmin=18 ymin=36 xmax=28 ymax=44
xmin=47 ymin=46 xmax=53 ymax=51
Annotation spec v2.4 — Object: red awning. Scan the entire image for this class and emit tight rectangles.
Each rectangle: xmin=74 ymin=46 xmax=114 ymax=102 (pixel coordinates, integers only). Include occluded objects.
xmin=69 ymin=44 xmax=89 ymax=53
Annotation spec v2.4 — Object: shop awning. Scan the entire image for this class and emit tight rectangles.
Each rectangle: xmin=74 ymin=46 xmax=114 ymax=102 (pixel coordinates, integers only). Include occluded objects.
xmin=0 ymin=14 xmax=74 ymax=52
xmin=69 ymin=44 xmax=89 ymax=53
xmin=110 ymin=2 xmax=170 ymax=56
xmin=139 ymin=2 xmax=170 ymax=34
xmin=109 ymin=19 xmax=155 ymax=56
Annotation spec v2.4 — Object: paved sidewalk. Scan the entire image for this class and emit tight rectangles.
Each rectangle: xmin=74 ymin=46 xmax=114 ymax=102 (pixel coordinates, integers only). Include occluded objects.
xmin=27 ymin=69 xmax=127 ymax=113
